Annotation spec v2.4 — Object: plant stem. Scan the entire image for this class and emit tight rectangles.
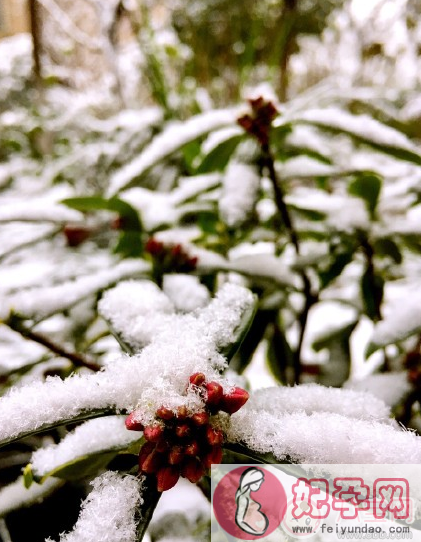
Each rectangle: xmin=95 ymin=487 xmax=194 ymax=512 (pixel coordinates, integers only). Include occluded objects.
xmin=278 ymin=0 xmax=297 ymax=102
xmin=29 ymin=0 xmax=43 ymax=85
xmin=262 ymin=144 xmax=316 ymax=383
xmin=136 ymin=475 xmax=162 ymax=542
xmin=6 ymin=321 xmax=101 ymax=372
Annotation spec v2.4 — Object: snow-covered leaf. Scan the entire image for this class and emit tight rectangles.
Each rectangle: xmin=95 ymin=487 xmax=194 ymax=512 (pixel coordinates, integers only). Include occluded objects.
xmin=0 ymin=476 xmax=64 ymax=518
xmin=367 ymin=281 xmax=421 ymax=356
xmin=288 ymin=108 xmax=421 ymax=165
xmin=0 ymin=259 xmax=151 ymax=322
xmin=51 ymin=472 xmax=141 ymax=542
xmin=228 ymin=409 xmax=421 ymax=463
xmin=108 ymin=108 xmax=239 ymax=195
xmin=31 ymin=417 xmax=142 ymax=482
xmin=0 ymin=283 xmax=254 ymax=447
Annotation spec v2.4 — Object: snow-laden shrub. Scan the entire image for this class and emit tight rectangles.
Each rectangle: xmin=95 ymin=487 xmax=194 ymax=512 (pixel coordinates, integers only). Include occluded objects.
xmin=2 ymin=36 xmax=421 ymax=540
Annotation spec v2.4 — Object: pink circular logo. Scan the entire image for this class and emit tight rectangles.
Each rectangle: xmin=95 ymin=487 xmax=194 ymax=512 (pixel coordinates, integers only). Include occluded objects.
xmin=213 ymin=466 xmax=287 ymax=539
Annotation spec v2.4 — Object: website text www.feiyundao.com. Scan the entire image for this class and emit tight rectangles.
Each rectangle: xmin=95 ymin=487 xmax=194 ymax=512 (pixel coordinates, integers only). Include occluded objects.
xmin=290 ymin=523 xmax=413 ymax=539
xmin=211 ymin=464 xmax=421 ymax=542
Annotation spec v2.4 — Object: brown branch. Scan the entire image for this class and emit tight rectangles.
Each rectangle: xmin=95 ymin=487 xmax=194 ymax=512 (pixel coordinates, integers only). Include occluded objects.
xmin=29 ymin=0 xmax=43 ymax=83
xmin=7 ymin=320 xmax=101 ymax=372
xmin=262 ymin=143 xmax=317 ymax=384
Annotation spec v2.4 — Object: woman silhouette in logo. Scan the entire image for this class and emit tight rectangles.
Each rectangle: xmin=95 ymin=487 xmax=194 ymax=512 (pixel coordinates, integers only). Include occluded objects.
xmin=235 ymin=467 xmax=269 ymax=536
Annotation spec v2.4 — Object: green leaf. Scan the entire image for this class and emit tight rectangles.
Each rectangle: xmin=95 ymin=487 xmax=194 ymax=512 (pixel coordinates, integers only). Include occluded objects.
xmin=23 ymin=463 xmax=33 ymax=489
xmin=348 ymin=173 xmax=382 ymax=219
xmin=113 ymin=231 xmax=143 ymax=258
xmin=61 ymin=196 xmax=142 ymax=231
xmin=312 ymin=321 xmax=357 ymax=352
xmin=361 ymin=267 xmax=384 ymax=321
xmin=374 ymin=238 xmax=402 ymax=264
xmin=266 ymin=323 xmax=293 ymax=384
xmin=220 ymin=294 xmax=258 ymax=362
xmin=36 ymin=452 xmax=118 ymax=483
xmin=319 ymin=250 xmax=354 ymax=289
xmin=195 ymin=133 xmax=244 ymax=174
xmin=230 ymin=310 xmax=274 ymax=374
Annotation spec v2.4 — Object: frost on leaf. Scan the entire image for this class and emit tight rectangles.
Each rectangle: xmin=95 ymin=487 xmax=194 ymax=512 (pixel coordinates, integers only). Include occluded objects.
xmin=47 ymin=472 xmax=141 ymax=542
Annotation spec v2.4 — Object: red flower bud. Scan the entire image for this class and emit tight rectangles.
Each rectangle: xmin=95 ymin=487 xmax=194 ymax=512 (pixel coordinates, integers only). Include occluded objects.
xmin=184 ymin=440 xmax=199 ymax=456
xmin=220 ymin=387 xmax=249 ymax=414
xmin=63 ymin=225 xmax=91 ymax=247
xmin=139 ymin=443 xmax=162 ymax=474
xmin=143 ymin=424 xmax=164 ymax=442
xmin=189 ymin=373 xmax=206 ymax=387
xmin=175 ymin=423 xmax=191 ymax=439
xmin=168 ymin=445 xmax=185 ymax=465
xmin=191 ymin=411 xmax=209 ymax=426
xmin=206 ymin=426 xmax=224 ymax=446
xmin=157 ymin=466 xmax=180 ymax=492
xmin=155 ymin=438 xmax=170 ymax=453
xmin=145 ymin=238 xmax=164 ymax=255
xmin=203 ymin=445 xmax=223 ymax=469
xmin=176 ymin=406 xmax=188 ymax=420
xmin=181 ymin=457 xmax=205 ymax=483
xmin=125 ymin=412 xmax=144 ymax=432
xmin=156 ymin=406 xmax=174 ymax=420
xmin=205 ymin=381 xmax=224 ymax=406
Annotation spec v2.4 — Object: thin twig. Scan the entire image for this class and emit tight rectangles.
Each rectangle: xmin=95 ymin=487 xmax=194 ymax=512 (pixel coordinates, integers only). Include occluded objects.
xmin=6 ymin=321 xmax=101 ymax=372
xmin=262 ymin=143 xmax=317 ymax=383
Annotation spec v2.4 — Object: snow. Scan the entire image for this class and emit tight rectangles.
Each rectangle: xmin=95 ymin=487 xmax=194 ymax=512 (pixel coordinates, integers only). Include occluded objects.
xmin=0 ymin=200 xmax=83 ymax=224
xmin=289 ymin=107 xmax=421 ymax=156
xmin=0 ymin=259 xmax=151 ymax=322
xmin=99 ymin=279 xmax=175 ymax=349
xmin=162 ymin=274 xmax=210 ymax=312
xmin=219 ymin=162 xmax=260 ymax=227
xmin=108 ymin=108 xmax=238 ymax=195
xmin=368 ymin=279 xmax=421 ymax=352
xmin=286 ymin=188 xmax=369 ymax=232
xmin=31 ymin=416 xmax=142 ymax=479
xmin=0 ymin=477 xmax=64 ymax=518
xmin=227 ymin=409 xmax=421 ymax=463
xmin=49 ymin=472 xmax=141 ymax=542
xmin=276 ymin=156 xmax=339 ymax=178
xmin=345 ymin=372 xmax=411 ymax=408
xmin=249 ymin=384 xmax=391 ymax=422
xmin=119 ymin=174 xmax=220 ymax=230
xmin=0 ymin=283 xmax=254 ymax=444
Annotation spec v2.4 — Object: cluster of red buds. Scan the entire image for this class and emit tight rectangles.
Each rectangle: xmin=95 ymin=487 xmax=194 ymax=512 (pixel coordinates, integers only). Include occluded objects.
xmin=237 ymin=96 xmax=278 ymax=147
xmin=145 ymin=237 xmax=198 ymax=275
xmin=125 ymin=373 xmax=249 ymax=492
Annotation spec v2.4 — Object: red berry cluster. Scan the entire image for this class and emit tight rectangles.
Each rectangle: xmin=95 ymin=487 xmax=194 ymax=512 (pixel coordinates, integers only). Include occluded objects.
xmin=145 ymin=238 xmax=198 ymax=275
xmin=238 ymin=96 xmax=278 ymax=147
xmin=125 ymin=373 xmax=249 ymax=492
